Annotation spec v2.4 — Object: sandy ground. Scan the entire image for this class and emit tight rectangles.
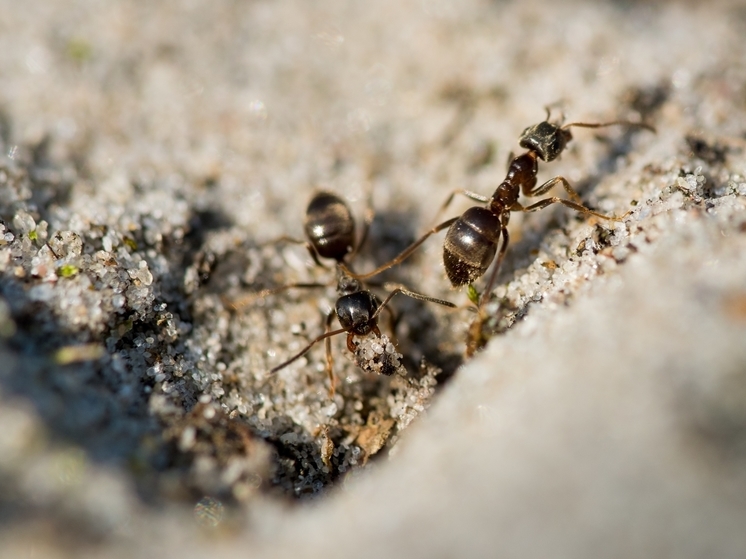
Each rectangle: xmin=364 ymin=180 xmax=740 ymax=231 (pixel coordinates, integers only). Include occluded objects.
xmin=1 ymin=0 xmax=746 ymax=557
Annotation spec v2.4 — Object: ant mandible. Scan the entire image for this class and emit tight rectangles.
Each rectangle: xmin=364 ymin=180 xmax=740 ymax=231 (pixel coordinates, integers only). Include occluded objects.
xmin=231 ymin=191 xmax=455 ymax=396
xmin=341 ymin=111 xmax=654 ymax=309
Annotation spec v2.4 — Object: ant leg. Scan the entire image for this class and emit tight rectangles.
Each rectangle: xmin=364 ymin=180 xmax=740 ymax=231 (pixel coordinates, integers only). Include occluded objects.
xmin=263 ymin=234 xmax=305 ymax=246
xmin=323 ymin=311 xmax=338 ymax=398
xmin=340 ymin=217 xmax=459 ymax=280
xmin=543 ymin=102 xmax=566 ymax=124
xmin=269 ymin=325 xmax=347 ymax=374
xmin=345 ymin=332 xmax=356 ymax=353
xmin=463 ymin=224 xmax=508 ymax=356
xmin=479 ymin=225 xmax=510 ymax=308
xmin=381 ymin=305 xmax=398 ymax=336
xmin=342 ymin=188 xmax=487 ymax=280
xmin=430 ymin=189 xmax=490 ymax=226
xmin=351 ymin=181 xmax=375 ymax=259
xmin=224 ymin=282 xmax=329 ymax=311
xmin=505 ymin=151 xmax=515 ymax=170
xmin=262 ymin=235 xmax=328 ymax=268
xmin=517 ymin=190 xmax=631 ymax=221
xmin=373 ymin=284 xmax=456 ymax=321
xmin=305 ymin=244 xmax=327 ymax=268
xmin=525 ymin=175 xmax=584 ymax=205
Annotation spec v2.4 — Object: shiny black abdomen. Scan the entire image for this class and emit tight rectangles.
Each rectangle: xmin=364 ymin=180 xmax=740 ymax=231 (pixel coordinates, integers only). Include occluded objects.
xmin=442 ymin=207 xmax=501 ymax=286
xmin=304 ymin=192 xmax=356 ymax=261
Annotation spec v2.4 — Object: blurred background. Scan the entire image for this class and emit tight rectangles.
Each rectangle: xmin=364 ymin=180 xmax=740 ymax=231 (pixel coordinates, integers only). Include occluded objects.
xmin=1 ymin=0 xmax=746 ymax=557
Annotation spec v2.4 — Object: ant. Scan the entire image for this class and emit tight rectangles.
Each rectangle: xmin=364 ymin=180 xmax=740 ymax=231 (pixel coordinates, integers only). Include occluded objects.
xmin=340 ymin=111 xmax=654 ymax=347
xmin=230 ymin=191 xmax=455 ymax=396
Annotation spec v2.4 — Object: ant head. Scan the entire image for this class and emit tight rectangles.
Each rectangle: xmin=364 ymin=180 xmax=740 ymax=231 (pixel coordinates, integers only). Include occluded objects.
xmin=518 ymin=121 xmax=573 ymax=162
xmin=336 ymin=291 xmax=379 ymax=335
xmin=304 ymin=191 xmax=356 ymax=262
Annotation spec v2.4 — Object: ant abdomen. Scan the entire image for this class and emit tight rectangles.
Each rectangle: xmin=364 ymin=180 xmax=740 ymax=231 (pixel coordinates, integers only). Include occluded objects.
xmin=304 ymin=191 xmax=356 ymax=261
xmin=443 ymin=207 xmax=502 ymax=286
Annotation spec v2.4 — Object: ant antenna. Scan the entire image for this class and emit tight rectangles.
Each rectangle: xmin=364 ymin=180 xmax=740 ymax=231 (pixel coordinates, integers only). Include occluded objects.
xmin=270 ymin=327 xmax=348 ymax=374
xmin=562 ymin=120 xmax=656 ymax=133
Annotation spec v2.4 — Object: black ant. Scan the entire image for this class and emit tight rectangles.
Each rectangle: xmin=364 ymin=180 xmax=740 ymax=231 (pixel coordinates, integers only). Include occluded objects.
xmin=230 ymin=191 xmax=455 ymax=396
xmin=340 ymin=111 xmax=654 ymax=348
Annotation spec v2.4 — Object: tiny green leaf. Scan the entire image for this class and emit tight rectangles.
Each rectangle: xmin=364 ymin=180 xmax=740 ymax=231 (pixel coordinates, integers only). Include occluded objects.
xmin=59 ymin=264 xmax=79 ymax=278
xmin=467 ymin=284 xmax=480 ymax=306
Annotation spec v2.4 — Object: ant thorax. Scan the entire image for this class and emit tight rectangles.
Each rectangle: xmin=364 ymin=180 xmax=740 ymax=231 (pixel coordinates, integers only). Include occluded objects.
xmin=335 ymin=266 xmax=362 ymax=295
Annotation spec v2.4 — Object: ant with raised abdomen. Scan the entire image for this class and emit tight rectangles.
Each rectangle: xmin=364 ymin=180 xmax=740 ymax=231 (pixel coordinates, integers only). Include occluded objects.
xmin=228 ymin=190 xmax=455 ymax=396
xmin=340 ymin=111 xmax=654 ymax=350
